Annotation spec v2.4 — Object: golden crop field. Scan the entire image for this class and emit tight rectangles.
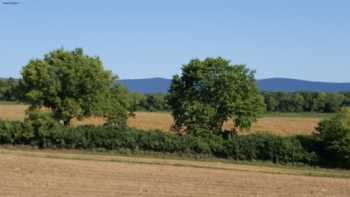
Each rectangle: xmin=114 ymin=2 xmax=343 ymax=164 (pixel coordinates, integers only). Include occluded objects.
xmin=0 ymin=149 xmax=349 ymax=197
xmin=0 ymin=104 xmax=28 ymax=121
xmin=127 ymin=112 xmax=320 ymax=136
xmin=0 ymin=104 xmax=320 ymax=135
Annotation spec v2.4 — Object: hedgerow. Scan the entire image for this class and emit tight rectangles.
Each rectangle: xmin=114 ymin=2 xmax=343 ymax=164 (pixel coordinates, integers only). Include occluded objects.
xmin=0 ymin=120 xmax=321 ymax=166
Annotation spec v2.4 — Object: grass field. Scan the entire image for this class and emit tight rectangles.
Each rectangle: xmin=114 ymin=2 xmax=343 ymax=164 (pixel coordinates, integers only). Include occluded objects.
xmin=0 ymin=148 xmax=349 ymax=197
xmin=0 ymin=104 xmax=322 ymax=135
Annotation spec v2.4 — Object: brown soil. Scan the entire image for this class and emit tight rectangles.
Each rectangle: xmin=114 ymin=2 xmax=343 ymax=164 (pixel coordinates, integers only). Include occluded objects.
xmin=0 ymin=149 xmax=349 ymax=197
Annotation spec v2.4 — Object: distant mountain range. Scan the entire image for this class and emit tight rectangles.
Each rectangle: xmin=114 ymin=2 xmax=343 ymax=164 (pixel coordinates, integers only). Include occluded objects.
xmin=2 ymin=77 xmax=350 ymax=94
xmin=118 ymin=78 xmax=172 ymax=94
xmin=118 ymin=77 xmax=350 ymax=94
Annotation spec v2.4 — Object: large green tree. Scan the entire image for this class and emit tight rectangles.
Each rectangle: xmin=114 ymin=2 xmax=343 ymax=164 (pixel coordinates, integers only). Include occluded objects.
xmin=167 ymin=57 xmax=265 ymax=136
xmin=21 ymin=48 xmax=129 ymax=127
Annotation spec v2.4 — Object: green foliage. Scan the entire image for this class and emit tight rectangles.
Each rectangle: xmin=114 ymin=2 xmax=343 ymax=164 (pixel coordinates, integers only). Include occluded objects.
xmin=123 ymin=91 xmax=350 ymax=114
xmin=0 ymin=121 xmax=32 ymax=144
xmin=0 ymin=78 xmax=21 ymax=101
xmin=264 ymin=94 xmax=278 ymax=111
xmin=262 ymin=92 xmax=347 ymax=113
xmin=3 ymin=75 xmax=350 ymax=114
xmin=22 ymin=110 xmax=61 ymax=147
xmin=168 ymin=57 xmax=265 ymax=135
xmin=0 ymin=120 xmax=318 ymax=165
xmin=141 ymin=93 xmax=169 ymax=112
xmin=97 ymin=85 xmax=130 ymax=129
xmin=127 ymin=92 xmax=146 ymax=112
xmin=316 ymin=108 xmax=350 ymax=167
xmin=324 ymin=93 xmax=345 ymax=112
xmin=127 ymin=93 xmax=169 ymax=112
xmin=20 ymin=48 xmax=129 ymax=127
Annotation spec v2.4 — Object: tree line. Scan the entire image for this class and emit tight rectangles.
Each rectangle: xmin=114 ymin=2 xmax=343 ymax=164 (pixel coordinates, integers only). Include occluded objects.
xmin=262 ymin=92 xmax=350 ymax=113
xmin=128 ymin=91 xmax=350 ymax=113
xmin=2 ymin=81 xmax=349 ymax=114
xmin=0 ymin=78 xmax=21 ymax=101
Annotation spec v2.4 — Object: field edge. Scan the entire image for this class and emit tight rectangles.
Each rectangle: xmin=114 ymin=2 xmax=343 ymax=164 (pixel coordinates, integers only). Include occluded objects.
xmin=1 ymin=147 xmax=349 ymax=179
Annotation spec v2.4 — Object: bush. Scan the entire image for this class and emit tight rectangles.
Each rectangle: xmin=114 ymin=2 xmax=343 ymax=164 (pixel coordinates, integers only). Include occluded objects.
xmin=23 ymin=110 xmax=62 ymax=147
xmin=315 ymin=108 xmax=350 ymax=168
xmin=215 ymin=134 xmax=316 ymax=164
xmin=0 ymin=121 xmax=32 ymax=144
xmin=0 ymin=120 xmax=324 ymax=167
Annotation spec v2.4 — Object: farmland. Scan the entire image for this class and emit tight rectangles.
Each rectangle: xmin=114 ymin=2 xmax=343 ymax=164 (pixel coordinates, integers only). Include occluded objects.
xmin=1 ymin=102 xmax=348 ymax=197
xmin=2 ymin=1 xmax=350 ymax=196
xmin=0 ymin=103 xmax=321 ymax=136
xmin=127 ymin=112 xmax=321 ymax=136
xmin=1 ymin=149 xmax=350 ymax=197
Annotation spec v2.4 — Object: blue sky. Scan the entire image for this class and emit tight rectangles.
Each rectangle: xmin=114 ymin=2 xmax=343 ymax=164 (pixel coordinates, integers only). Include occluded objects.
xmin=1 ymin=0 xmax=349 ymax=82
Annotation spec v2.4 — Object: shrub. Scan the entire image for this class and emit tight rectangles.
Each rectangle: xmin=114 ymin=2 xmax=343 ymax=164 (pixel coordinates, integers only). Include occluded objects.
xmin=0 ymin=121 xmax=32 ymax=144
xmin=23 ymin=110 xmax=61 ymax=147
xmin=0 ymin=120 xmax=325 ymax=167
xmin=315 ymin=108 xmax=350 ymax=168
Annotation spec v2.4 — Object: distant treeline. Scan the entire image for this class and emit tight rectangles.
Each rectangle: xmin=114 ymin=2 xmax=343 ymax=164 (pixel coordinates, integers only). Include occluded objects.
xmin=0 ymin=78 xmax=20 ymax=101
xmin=129 ymin=92 xmax=350 ymax=113
xmin=262 ymin=92 xmax=350 ymax=113
xmin=1 ymin=78 xmax=350 ymax=113
xmin=128 ymin=93 xmax=169 ymax=112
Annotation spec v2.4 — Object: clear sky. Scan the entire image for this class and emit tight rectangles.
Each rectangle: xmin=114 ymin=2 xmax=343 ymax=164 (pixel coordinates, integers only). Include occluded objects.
xmin=1 ymin=0 xmax=349 ymax=82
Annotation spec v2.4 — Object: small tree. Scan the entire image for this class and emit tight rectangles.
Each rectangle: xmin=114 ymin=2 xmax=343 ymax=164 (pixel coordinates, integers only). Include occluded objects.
xmin=21 ymin=48 xmax=129 ymax=127
xmin=167 ymin=57 xmax=265 ymax=136
xmin=316 ymin=108 xmax=350 ymax=167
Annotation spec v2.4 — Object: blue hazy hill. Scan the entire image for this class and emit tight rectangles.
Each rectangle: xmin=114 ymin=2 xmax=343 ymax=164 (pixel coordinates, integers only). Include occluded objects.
xmin=118 ymin=77 xmax=350 ymax=94
xmin=2 ymin=77 xmax=350 ymax=94
xmin=118 ymin=78 xmax=172 ymax=94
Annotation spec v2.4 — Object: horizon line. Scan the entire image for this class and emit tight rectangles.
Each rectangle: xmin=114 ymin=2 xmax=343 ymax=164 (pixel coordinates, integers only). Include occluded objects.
xmin=2 ymin=76 xmax=350 ymax=84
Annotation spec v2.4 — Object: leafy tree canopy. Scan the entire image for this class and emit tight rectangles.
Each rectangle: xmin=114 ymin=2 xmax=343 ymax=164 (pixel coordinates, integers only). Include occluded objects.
xmin=167 ymin=57 xmax=265 ymax=136
xmin=21 ymin=48 xmax=129 ymax=127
